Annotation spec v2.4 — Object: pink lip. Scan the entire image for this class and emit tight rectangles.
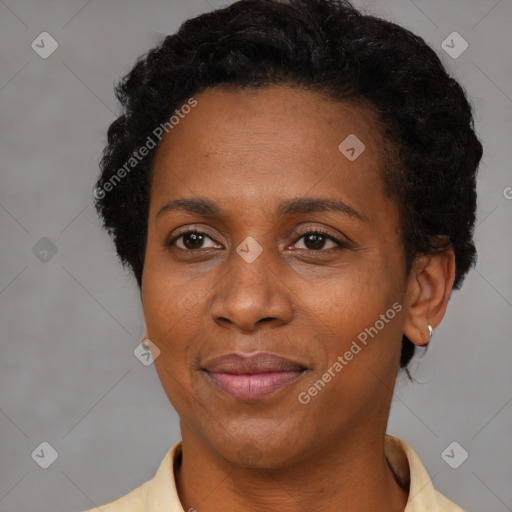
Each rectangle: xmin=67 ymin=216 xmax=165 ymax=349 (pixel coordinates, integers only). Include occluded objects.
xmin=202 ymin=352 xmax=307 ymax=400
xmin=206 ymin=371 xmax=305 ymax=400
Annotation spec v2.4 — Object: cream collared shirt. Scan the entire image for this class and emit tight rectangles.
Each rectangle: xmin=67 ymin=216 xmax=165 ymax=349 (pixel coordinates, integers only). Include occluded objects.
xmin=83 ymin=435 xmax=464 ymax=512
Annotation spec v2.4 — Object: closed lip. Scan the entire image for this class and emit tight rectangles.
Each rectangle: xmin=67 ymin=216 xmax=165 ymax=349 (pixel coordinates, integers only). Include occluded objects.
xmin=202 ymin=352 xmax=308 ymax=374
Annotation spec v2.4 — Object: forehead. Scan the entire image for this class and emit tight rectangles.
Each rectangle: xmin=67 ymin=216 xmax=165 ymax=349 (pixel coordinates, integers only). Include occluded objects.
xmin=155 ymin=85 xmax=383 ymax=156
xmin=149 ymin=85 xmax=389 ymax=220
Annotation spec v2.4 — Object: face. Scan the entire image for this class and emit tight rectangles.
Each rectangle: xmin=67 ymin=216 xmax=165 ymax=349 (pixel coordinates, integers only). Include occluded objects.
xmin=141 ymin=85 xmax=409 ymax=467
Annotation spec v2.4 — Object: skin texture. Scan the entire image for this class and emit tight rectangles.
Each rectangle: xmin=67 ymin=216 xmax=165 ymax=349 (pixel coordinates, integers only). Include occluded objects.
xmin=141 ymin=85 xmax=455 ymax=512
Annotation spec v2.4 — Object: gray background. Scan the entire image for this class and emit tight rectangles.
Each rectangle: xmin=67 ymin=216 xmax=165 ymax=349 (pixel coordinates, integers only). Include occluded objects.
xmin=0 ymin=0 xmax=511 ymax=510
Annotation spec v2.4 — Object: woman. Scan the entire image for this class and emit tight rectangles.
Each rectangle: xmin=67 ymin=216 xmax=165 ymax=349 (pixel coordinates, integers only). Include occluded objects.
xmin=87 ymin=0 xmax=482 ymax=510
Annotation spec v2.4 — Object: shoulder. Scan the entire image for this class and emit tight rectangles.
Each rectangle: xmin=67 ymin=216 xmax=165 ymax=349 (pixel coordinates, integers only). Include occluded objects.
xmin=81 ymin=442 xmax=182 ymax=512
xmin=385 ymin=434 xmax=465 ymax=512
xmin=82 ymin=480 xmax=150 ymax=512
xmin=432 ymin=489 xmax=465 ymax=512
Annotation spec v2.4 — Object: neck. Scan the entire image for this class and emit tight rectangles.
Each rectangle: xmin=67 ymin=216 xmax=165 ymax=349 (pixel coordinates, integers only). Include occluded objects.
xmin=175 ymin=428 xmax=409 ymax=512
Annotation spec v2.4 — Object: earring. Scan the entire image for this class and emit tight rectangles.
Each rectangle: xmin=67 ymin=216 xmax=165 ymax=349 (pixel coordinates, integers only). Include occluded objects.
xmin=427 ymin=324 xmax=433 ymax=340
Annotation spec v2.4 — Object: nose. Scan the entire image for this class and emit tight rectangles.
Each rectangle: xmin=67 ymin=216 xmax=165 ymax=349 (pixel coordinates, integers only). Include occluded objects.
xmin=209 ymin=247 xmax=294 ymax=332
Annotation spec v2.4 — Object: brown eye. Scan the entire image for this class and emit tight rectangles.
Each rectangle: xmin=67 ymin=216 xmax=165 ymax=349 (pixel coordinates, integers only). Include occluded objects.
xmin=181 ymin=232 xmax=205 ymax=250
xmin=291 ymin=230 xmax=345 ymax=251
xmin=168 ymin=231 xmax=221 ymax=251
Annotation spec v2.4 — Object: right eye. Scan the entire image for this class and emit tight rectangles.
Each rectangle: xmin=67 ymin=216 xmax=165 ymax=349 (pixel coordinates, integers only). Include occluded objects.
xmin=167 ymin=230 xmax=223 ymax=251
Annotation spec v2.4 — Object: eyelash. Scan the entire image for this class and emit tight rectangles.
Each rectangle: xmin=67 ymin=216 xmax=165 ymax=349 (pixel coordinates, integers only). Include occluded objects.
xmin=166 ymin=228 xmax=348 ymax=252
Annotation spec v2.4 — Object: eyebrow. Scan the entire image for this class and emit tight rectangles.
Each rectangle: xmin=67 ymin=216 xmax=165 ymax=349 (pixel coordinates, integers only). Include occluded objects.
xmin=156 ymin=197 xmax=367 ymax=222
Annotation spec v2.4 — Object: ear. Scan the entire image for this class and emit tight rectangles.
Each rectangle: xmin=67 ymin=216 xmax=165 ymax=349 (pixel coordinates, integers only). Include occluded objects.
xmin=403 ymin=248 xmax=456 ymax=346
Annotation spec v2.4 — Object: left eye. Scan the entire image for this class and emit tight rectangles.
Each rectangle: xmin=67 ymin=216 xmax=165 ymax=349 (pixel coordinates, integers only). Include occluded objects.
xmin=290 ymin=232 xmax=343 ymax=251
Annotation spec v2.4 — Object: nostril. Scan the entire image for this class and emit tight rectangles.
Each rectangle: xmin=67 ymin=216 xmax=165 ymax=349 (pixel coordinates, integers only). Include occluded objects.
xmin=257 ymin=317 xmax=276 ymax=324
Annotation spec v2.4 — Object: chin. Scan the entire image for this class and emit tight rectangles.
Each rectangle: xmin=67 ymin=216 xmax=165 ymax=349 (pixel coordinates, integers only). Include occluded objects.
xmin=203 ymin=423 xmax=308 ymax=469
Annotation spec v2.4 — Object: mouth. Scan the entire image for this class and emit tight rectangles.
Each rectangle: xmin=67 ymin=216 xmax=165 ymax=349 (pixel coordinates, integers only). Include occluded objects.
xmin=202 ymin=352 xmax=308 ymax=401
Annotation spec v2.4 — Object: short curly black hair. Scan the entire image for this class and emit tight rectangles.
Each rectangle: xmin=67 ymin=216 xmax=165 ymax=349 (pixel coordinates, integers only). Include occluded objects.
xmin=94 ymin=0 xmax=482 ymax=370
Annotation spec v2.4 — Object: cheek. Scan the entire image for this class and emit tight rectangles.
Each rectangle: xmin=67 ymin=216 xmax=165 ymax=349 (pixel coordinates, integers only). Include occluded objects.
xmin=309 ymin=259 xmax=405 ymax=377
xmin=142 ymin=248 xmax=203 ymax=331
xmin=311 ymin=260 xmax=390 ymax=323
xmin=145 ymin=283 xmax=199 ymax=415
xmin=141 ymin=257 xmax=214 ymax=393
xmin=142 ymin=267 xmax=190 ymax=376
